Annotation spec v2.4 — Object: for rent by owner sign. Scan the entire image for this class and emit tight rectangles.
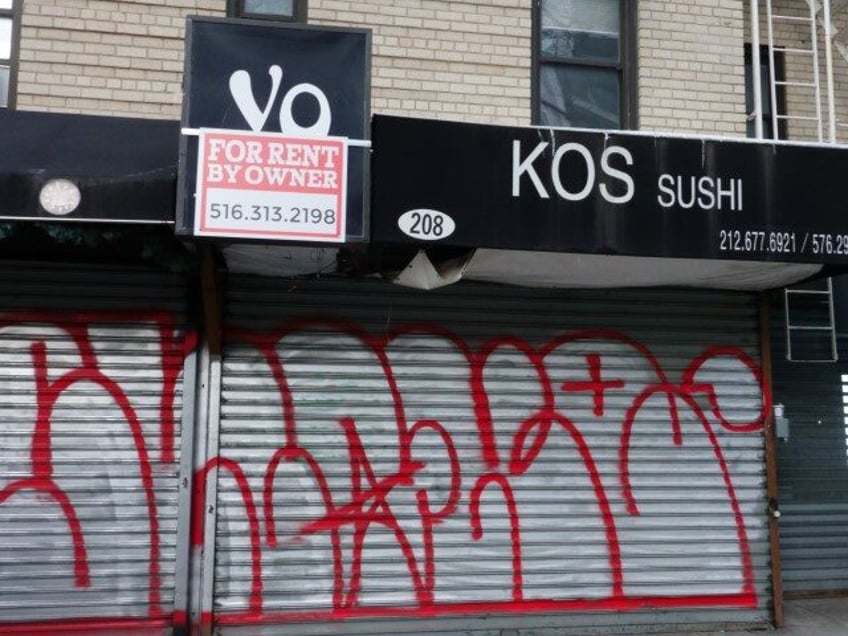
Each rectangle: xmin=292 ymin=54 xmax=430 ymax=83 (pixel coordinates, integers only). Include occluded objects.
xmin=195 ymin=129 xmax=347 ymax=241
xmin=177 ymin=18 xmax=370 ymax=242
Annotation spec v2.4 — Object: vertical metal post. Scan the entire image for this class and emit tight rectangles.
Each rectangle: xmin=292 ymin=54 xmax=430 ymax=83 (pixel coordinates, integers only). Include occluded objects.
xmin=173 ymin=340 xmax=199 ymax=636
xmin=808 ymin=0 xmax=825 ymax=142
xmin=759 ymin=294 xmax=785 ymax=628
xmin=784 ymin=287 xmax=793 ymax=361
xmin=827 ymin=277 xmax=839 ymax=361
xmin=823 ymin=0 xmax=838 ymax=142
xmin=765 ymin=0 xmax=781 ymax=139
xmin=199 ymin=345 xmax=223 ymax=636
xmin=189 ymin=341 xmax=213 ymax=636
xmin=188 ymin=246 xmax=225 ymax=636
xmin=751 ymin=0 xmax=765 ymax=139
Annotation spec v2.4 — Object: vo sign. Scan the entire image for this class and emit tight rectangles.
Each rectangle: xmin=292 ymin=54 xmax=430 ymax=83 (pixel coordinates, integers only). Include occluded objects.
xmin=177 ymin=17 xmax=371 ymax=241
xmin=229 ymin=65 xmax=332 ymax=136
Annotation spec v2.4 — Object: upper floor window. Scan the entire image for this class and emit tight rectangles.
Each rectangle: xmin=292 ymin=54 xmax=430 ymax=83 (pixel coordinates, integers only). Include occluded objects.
xmin=0 ymin=0 xmax=20 ymax=109
xmin=227 ymin=0 xmax=307 ymax=21
xmin=533 ymin=0 xmax=636 ymax=129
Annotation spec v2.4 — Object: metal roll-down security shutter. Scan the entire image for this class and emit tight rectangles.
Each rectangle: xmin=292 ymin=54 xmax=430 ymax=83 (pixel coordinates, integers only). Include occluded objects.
xmin=0 ymin=261 xmax=192 ymax=633
xmin=770 ymin=283 xmax=848 ymax=594
xmin=213 ymin=277 xmax=771 ymax=635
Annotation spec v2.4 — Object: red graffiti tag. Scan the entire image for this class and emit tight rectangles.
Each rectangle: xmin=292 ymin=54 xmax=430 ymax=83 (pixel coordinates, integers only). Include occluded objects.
xmin=0 ymin=311 xmax=194 ymax=632
xmin=207 ymin=318 xmax=764 ymax=626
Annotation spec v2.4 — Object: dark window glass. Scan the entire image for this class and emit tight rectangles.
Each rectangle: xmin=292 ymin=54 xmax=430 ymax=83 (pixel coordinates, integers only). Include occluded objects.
xmin=243 ymin=0 xmax=294 ymax=18
xmin=535 ymin=0 xmax=633 ymax=130
xmin=0 ymin=66 xmax=8 ymax=107
xmin=540 ymin=0 xmax=620 ymax=62
xmin=229 ymin=0 xmax=305 ymax=21
xmin=0 ymin=17 xmax=10 ymax=58
xmin=540 ymin=65 xmax=619 ymax=129
xmin=541 ymin=28 xmax=619 ymax=62
xmin=745 ymin=44 xmax=787 ymax=140
xmin=0 ymin=0 xmax=17 ymax=109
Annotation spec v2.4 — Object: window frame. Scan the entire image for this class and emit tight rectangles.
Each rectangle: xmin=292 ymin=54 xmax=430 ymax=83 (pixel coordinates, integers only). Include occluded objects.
xmin=531 ymin=0 xmax=638 ymax=130
xmin=226 ymin=0 xmax=307 ymax=22
xmin=0 ymin=0 xmax=21 ymax=109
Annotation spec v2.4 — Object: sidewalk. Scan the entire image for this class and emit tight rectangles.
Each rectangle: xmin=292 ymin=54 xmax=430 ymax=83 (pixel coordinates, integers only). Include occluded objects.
xmin=673 ymin=597 xmax=848 ymax=635
xmin=778 ymin=597 xmax=848 ymax=635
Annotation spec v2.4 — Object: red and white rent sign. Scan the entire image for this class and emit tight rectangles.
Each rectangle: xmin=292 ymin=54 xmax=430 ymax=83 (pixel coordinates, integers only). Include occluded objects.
xmin=194 ymin=128 xmax=347 ymax=241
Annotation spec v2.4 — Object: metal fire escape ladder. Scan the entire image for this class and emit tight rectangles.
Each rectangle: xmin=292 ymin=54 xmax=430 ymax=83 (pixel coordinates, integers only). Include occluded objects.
xmin=815 ymin=0 xmax=848 ymax=136
xmin=763 ymin=1 xmax=838 ymax=361
xmin=784 ymin=279 xmax=839 ymax=361
xmin=765 ymin=0 xmax=825 ymax=141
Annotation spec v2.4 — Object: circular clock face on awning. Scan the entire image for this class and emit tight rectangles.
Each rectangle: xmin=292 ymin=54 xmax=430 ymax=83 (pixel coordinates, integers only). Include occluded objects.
xmin=39 ymin=178 xmax=81 ymax=216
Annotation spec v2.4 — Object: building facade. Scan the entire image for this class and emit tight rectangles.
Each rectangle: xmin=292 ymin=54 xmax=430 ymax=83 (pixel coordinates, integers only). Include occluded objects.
xmin=1 ymin=1 xmax=847 ymax=635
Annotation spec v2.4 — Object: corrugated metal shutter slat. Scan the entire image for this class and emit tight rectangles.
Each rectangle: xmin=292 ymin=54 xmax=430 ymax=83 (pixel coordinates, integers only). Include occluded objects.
xmin=0 ymin=262 xmax=189 ymax=629
xmin=215 ymin=279 xmax=771 ymax=635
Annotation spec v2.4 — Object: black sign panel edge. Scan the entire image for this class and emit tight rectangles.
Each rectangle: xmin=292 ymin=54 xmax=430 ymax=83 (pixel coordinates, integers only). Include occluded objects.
xmin=0 ymin=110 xmax=179 ymax=224
xmin=371 ymin=114 xmax=848 ymax=266
xmin=176 ymin=15 xmax=372 ymax=243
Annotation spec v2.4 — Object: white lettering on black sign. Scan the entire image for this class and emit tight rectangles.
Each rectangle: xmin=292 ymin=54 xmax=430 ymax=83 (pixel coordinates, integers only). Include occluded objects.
xmin=511 ymin=140 xmax=635 ymax=204
xmin=229 ymin=65 xmax=333 ymax=136
xmin=511 ymin=140 xmax=744 ymax=212
xmin=657 ymin=174 xmax=743 ymax=212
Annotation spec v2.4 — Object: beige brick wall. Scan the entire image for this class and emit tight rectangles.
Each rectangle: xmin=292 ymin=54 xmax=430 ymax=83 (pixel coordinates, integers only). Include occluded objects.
xmin=16 ymin=0 xmax=532 ymax=125
xmin=16 ymin=1 xmax=224 ymax=117
xmin=638 ymin=0 xmax=747 ymax=136
xmin=311 ymin=0 xmax=532 ymax=125
xmin=23 ymin=0 xmax=817 ymax=139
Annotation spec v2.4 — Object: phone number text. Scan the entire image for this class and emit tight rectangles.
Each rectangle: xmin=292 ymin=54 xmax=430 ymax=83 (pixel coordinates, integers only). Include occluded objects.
xmin=719 ymin=230 xmax=848 ymax=256
xmin=718 ymin=230 xmax=798 ymax=254
xmin=209 ymin=203 xmax=336 ymax=225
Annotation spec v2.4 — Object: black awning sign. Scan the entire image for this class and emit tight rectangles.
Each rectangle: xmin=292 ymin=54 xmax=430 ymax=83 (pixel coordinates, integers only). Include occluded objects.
xmin=371 ymin=115 xmax=848 ymax=264
xmin=0 ymin=110 xmax=179 ymax=224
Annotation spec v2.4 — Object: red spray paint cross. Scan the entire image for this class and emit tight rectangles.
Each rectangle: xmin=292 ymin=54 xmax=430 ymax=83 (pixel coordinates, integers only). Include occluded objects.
xmin=561 ymin=353 xmax=625 ymax=416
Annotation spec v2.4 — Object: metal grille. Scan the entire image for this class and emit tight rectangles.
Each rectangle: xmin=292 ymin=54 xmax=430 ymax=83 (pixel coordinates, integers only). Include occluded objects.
xmin=0 ymin=261 xmax=190 ymax=629
xmin=214 ymin=278 xmax=771 ymax=635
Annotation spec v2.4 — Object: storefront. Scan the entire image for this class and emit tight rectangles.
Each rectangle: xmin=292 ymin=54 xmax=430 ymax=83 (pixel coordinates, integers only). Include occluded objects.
xmin=0 ymin=110 xmax=197 ymax=635
xmin=186 ymin=111 xmax=848 ymax=634
xmin=5 ymin=15 xmax=848 ymax=636
xmin=201 ymin=276 xmax=771 ymax=635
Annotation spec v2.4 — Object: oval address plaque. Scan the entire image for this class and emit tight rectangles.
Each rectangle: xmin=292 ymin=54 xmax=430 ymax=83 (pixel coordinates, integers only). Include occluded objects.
xmin=397 ymin=209 xmax=456 ymax=241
